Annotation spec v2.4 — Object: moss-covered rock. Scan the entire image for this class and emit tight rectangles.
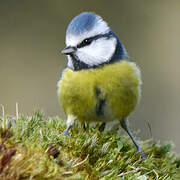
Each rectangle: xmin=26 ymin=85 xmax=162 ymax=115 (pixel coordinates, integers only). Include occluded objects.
xmin=0 ymin=111 xmax=179 ymax=179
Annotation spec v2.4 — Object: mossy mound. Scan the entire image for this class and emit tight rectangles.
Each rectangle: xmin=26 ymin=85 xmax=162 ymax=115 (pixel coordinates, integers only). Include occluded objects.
xmin=0 ymin=111 xmax=179 ymax=179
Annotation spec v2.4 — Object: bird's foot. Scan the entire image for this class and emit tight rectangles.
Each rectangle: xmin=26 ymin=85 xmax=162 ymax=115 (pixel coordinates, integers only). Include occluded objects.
xmin=62 ymin=128 xmax=70 ymax=136
xmin=140 ymin=150 xmax=146 ymax=161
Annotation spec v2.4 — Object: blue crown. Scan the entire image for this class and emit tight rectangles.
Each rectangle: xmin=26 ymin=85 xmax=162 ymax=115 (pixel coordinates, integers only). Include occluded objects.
xmin=66 ymin=12 xmax=97 ymax=35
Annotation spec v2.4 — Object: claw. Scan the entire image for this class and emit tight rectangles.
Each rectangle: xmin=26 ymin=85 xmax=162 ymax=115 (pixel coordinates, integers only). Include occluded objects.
xmin=62 ymin=128 xmax=70 ymax=136
xmin=140 ymin=151 xmax=146 ymax=161
xmin=62 ymin=114 xmax=76 ymax=136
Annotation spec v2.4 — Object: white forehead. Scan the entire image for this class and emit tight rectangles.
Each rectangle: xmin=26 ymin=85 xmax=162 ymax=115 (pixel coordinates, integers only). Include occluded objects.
xmin=66 ymin=16 xmax=110 ymax=47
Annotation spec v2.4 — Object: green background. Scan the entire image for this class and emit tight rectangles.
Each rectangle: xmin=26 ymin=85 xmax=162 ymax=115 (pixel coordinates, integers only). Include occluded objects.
xmin=0 ymin=0 xmax=180 ymax=153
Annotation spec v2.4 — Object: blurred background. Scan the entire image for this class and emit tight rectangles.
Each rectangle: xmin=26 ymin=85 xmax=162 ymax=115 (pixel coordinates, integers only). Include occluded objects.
xmin=0 ymin=0 xmax=180 ymax=153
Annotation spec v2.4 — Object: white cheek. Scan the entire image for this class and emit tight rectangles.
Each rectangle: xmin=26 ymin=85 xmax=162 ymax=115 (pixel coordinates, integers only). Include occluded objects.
xmin=76 ymin=38 xmax=117 ymax=66
xmin=67 ymin=56 xmax=74 ymax=69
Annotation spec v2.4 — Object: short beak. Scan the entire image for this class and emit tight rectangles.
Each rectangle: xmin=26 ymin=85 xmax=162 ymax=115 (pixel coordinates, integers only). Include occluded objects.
xmin=61 ymin=46 xmax=76 ymax=55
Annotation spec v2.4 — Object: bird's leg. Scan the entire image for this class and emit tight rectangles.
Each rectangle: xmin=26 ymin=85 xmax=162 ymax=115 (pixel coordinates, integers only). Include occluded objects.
xmin=98 ymin=122 xmax=106 ymax=132
xmin=62 ymin=114 xmax=76 ymax=136
xmin=83 ymin=122 xmax=86 ymax=131
xmin=120 ymin=118 xmax=146 ymax=160
xmin=82 ymin=122 xmax=90 ymax=131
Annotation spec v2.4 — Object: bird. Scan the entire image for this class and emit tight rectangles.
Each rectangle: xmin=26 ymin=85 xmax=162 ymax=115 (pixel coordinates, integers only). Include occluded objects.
xmin=57 ymin=12 xmax=146 ymax=159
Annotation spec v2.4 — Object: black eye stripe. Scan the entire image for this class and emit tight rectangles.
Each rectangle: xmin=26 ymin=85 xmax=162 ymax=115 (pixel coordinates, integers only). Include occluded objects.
xmin=77 ymin=32 xmax=112 ymax=49
xmin=77 ymin=37 xmax=93 ymax=48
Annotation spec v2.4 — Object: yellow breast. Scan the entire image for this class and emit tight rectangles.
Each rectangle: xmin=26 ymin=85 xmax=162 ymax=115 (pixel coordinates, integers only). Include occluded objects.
xmin=57 ymin=60 xmax=141 ymax=122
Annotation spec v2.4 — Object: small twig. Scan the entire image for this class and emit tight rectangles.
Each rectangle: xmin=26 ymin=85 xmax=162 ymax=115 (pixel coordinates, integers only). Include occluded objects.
xmin=1 ymin=104 xmax=6 ymax=130
xmin=72 ymin=154 xmax=89 ymax=168
xmin=128 ymin=165 xmax=137 ymax=170
xmin=132 ymin=158 xmax=142 ymax=166
xmin=144 ymin=169 xmax=159 ymax=179
xmin=117 ymin=169 xmax=138 ymax=177
xmin=117 ymin=167 xmax=143 ymax=177
xmin=39 ymin=129 xmax=43 ymax=138
xmin=106 ymin=159 xmax=113 ymax=166
xmin=129 ymin=165 xmax=148 ymax=171
xmin=153 ymin=169 xmax=159 ymax=180
xmin=1 ymin=104 xmax=5 ymax=119
xmin=144 ymin=170 xmax=153 ymax=176
xmin=162 ymin=174 xmax=169 ymax=180
xmin=62 ymin=171 xmax=73 ymax=175
xmin=16 ymin=103 xmax=19 ymax=119
xmin=146 ymin=121 xmax=152 ymax=138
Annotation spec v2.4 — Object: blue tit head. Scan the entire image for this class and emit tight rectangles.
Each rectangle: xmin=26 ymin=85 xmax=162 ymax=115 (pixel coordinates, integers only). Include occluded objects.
xmin=61 ymin=12 xmax=129 ymax=71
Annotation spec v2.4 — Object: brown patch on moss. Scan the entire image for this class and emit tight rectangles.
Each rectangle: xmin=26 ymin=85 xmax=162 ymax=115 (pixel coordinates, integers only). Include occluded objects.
xmin=0 ymin=144 xmax=5 ymax=152
xmin=1 ymin=130 xmax=13 ymax=143
xmin=0 ymin=148 xmax=16 ymax=172
xmin=47 ymin=145 xmax=60 ymax=158
xmin=57 ymin=158 xmax=64 ymax=166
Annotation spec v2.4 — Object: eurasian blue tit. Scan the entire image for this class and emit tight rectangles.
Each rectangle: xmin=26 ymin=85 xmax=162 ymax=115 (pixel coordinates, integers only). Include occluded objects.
xmin=57 ymin=12 xmax=145 ymax=159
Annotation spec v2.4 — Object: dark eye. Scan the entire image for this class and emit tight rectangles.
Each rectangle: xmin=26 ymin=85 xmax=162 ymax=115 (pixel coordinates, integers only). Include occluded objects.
xmin=77 ymin=38 xmax=93 ymax=48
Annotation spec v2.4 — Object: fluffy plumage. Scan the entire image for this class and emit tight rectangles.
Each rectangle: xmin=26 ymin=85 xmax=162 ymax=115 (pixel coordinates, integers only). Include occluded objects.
xmin=58 ymin=61 xmax=141 ymax=122
xmin=58 ymin=12 xmax=145 ymax=159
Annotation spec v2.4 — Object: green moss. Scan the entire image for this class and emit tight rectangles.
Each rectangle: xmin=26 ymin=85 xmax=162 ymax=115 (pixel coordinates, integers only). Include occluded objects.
xmin=0 ymin=111 xmax=179 ymax=179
